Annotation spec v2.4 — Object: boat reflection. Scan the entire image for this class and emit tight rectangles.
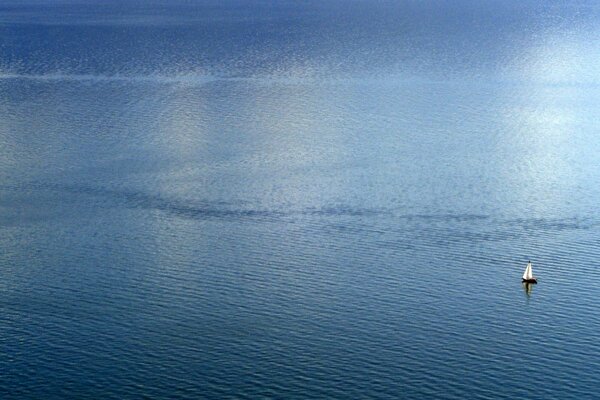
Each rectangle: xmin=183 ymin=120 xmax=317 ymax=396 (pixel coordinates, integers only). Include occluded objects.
xmin=522 ymin=282 xmax=535 ymax=297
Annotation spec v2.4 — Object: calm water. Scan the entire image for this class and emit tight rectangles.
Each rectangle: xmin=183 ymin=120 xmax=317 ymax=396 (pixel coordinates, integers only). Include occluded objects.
xmin=2 ymin=1 xmax=600 ymax=398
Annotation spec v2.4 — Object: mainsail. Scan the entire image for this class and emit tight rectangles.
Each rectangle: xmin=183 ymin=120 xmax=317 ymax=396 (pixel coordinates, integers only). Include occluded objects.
xmin=522 ymin=262 xmax=533 ymax=280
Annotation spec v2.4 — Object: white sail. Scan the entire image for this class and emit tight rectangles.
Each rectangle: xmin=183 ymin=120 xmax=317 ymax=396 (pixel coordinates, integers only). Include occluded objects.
xmin=522 ymin=262 xmax=533 ymax=280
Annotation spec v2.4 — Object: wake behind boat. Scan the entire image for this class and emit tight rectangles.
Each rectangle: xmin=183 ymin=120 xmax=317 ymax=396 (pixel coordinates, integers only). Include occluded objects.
xmin=522 ymin=261 xmax=537 ymax=284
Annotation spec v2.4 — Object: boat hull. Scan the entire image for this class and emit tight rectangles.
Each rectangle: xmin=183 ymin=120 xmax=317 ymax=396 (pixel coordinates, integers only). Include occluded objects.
xmin=522 ymin=278 xmax=537 ymax=284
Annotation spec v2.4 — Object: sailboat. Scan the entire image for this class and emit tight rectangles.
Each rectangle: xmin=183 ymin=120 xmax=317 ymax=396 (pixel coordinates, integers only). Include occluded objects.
xmin=522 ymin=261 xmax=537 ymax=283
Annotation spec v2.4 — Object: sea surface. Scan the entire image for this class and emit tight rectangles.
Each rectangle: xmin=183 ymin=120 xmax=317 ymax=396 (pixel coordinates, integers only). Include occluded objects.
xmin=2 ymin=1 xmax=600 ymax=398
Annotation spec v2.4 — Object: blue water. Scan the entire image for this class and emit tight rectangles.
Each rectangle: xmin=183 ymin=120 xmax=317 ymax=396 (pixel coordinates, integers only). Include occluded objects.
xmin=2 ymin=1 xmax=600 ymax=398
